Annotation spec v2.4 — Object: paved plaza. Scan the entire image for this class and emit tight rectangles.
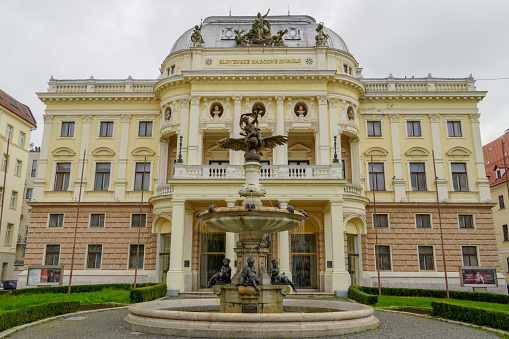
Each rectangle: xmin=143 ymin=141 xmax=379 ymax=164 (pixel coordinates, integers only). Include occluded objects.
xmin=2 ymin=308 xmax=503 ymax=339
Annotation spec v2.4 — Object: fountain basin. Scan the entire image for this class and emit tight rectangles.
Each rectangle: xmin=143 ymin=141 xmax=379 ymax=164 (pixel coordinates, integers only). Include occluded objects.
xmin=124 ymin=298 xmax=379 ymax=338
xmin=200 ymin=206 xmax=306 ymax=234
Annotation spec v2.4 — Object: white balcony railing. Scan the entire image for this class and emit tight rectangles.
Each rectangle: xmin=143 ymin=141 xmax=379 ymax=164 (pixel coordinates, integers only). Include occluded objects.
xmin=156 ymin=184 xmax=174 ymax=196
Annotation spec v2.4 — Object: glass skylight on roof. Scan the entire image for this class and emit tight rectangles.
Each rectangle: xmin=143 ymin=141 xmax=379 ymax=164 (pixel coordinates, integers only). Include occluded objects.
xmin=8 ymin=97 xmax=19 ymax=110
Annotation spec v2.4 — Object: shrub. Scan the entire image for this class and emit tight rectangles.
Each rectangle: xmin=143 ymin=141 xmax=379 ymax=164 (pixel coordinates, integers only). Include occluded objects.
xmin=348 ymin=285 xmax=378 ymax=305
xmin=0 ymin=301 xmax=80 ymax=332
xmin=130 ymin=283 xmax=167 ymax=303
xmin=358 ymin=286 xmax=509 ymax=304
xmin=12 ymin=283 xmax=132 ymax=296
xmin=431 ymin=301 xmax=509 ymax=331
xmin=0 ymin=290 xmax=11 ymax=297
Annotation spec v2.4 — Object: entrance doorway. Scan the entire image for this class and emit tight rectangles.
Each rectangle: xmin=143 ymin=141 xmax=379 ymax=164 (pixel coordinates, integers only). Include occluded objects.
xmin=346 ymin=234 xmax=360 ymax=286
xmin=199 ymin=232 xmax=226 ymax=288
xmin=158 ymin=234 xmax=171 ymax=283
xmin=290 ymin=222 xmax=318 ymax=288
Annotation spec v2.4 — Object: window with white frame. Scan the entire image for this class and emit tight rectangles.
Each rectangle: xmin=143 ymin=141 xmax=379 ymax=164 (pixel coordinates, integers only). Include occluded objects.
xmin=418 ymin=246 xmax=434 ymax=270
xmin=410 ymin=162 xmax=426 ymax=191
xmin=45 ymin=245 xmax=60 ymax=265
xmin=373 ymin=213 xmax=388 ymax=228
xmin=129 ymin=244 xmax=144 ymax=268
xmin=132 ymin=214 xmax=147 ymax=227
xmin=10 ymin=191 xmax=17 ymax=209
xmin=25 ymin=188 xmax=33 ymax=199
xmin=134 ymin=162 xmax=150 ymax=190
xmin=90 ymin=214 xmax=105 ymax=227
xmin=367 ymin=121 xmax=382 ymax=137
xmin=375 ymin=245 xmax=391 ymax=270
xmin=18 ymin=132 xmax=25 ymax=147
xmin=4 ymin=224 xmax=13 ymax=245
xmin=14 ymin=160 xmax=21 ymax=176
xmin=54 ymin=163 xmax=71 ymax=191
xmin=138 ymin=121 xmax=153 ymax=137
xmin=458 ymin=214 xmax=474 ymax=229
xmin=499 ymin=195 xmax=505 ymax=209
xmin=369 ymin=163 xmax=385 ymax=191
xmin=61 ymin=122 xmax=75 ymax=137
xmin=462 ymin=246 xmax=478 ymax=266
xmin=87 ymin=244 xmax=102 ymax=268
xmin=1 ymin=154 xmax=7 ymax=171
xmin=99 ymin=121 xmax=114 ymax=137
xmin=94 ymin=163 xmax=111 ymax=191
xmin=503 ymin=224 xmax=509 ymax=242
xmin=415 ymin=214 xmax=431 ymax=228
xmin=406 ymin=121 xmax=421 ymax=137
xmin=31 ymin=159 xmax=37 ymax=177
xmin=6 ymin=125 xmax=13 ymax=140
xmin=451 ymin=163 xmax=468 ymax=192
xmin=447 ymin=121 xmax=462 ymax=137
xmin=49 ymin=214 xmax=64 ymax=227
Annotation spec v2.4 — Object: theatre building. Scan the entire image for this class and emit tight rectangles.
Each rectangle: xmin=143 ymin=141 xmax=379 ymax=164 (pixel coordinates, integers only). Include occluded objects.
xmin=20 ymin=14 xmax=506 ymax=295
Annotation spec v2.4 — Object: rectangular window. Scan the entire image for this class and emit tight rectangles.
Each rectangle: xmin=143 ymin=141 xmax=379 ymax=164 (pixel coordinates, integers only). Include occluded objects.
xmin=10 ymin=191 xmax=17 ymax=209
xmin=0 ymin=187 xmax=3 ymax=202
xmin=87 ymin=244 xmax=102 ymax=269
xmin=61 ymin=122 xmax=75 ymax=137
xmin=1 ymin=263 xmax=7 ymax=280
xmin=418 ymin=246 xmax=434 ymax=270
xmin=18 ymin=132 xmax=25 ymax=147
xmin=25 ymin=188 xmax=33 ymax=199
xmin=373 ymin=213 xmax=388 ymax=227
xmin=99 ymin=121 xmax=114 ymax=137
xmin=416 ymin=214 xmax=431 ymax=228
xmin=45 ymin=245 xmax=60 ymax=265
xmin=132 ymin=214 xmax=147 ymax=227
xmin=90 ymin=214 xmax=105 ymax=227
xmin=451 ymin=163 xmax=468 ymax=191
xmin=6 ymin=125 xmax=13 ymax=140
xmin=94 ymin=163 xmax=111 ymax=191
xmin=407 ymin=121 xmax=421 ymax=137
xmin=129 ymin=244 xmax=144 ymax=268
xmin=31 ymin=159 xmax=37 ymax=177
xmin=138 ymin=121 xmax=153 ymax=137
xmin=369 ymin=163 xmax=385 ymax=191
xmin=462 ymin=246 xmax=478 ymax=266
xmin=2 ymin=154 xmax=7 ymax=171
xmin=499 ymin=195 xmax=505 ymax=209
xmin=375 ymin=245 xmax=391 ymax=270
xmin=410 ymin=162 xmax=426 ymax=191
xmin=134 ymin=162 xmax=150 ymax=190
xmin=447 ymin=121 xmax=462 ymax=137
xmin=49 ymin=214 xmax=64 ymax=227
xmin=367 ymin=121 xmax=382 ymax=137
xmin=14 ymin=160 xmax=21 ymax=176
xmin=458 ymin=214 xmax=474 ymax=229
xmin=54 ymin=163 xmax=71 ymax=191
xmin=4 ymin=224 xmax=13 ymax=245
xmin=507 ymin=257 xmax=509 ymax=272
xmin=503 ymin=224 xmax=509 ymax=242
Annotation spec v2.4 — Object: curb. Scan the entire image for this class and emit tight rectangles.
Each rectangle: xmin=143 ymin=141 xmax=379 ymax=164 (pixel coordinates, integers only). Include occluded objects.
xmin=0 ymin=305 xmax=129 ymax=338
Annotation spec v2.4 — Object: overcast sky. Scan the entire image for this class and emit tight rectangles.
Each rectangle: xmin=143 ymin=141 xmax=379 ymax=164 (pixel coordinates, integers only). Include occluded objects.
xmin=1 ymin=0 xmax=508 ymax=146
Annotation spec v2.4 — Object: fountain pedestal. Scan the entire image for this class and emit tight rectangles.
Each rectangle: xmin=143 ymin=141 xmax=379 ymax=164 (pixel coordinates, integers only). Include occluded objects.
xmin=213 ymin=284 xmax=290 ymax=313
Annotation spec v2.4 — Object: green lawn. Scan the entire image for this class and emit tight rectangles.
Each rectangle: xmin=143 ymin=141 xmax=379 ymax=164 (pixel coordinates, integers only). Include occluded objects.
xmin=0 ymin=289 xmax=131 ymax=311
xmin=376 ymin=295 xmax=509 ymax=312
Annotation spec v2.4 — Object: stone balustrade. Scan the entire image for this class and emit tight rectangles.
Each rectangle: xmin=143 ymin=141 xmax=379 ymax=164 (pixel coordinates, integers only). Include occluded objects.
xmin=156 ymin=183 xmax=174 ymax=196
xmin=49 ymin=79 xmax=156 ymax=93
xmin=363 ymin=77 xmax=475 ymax=93
xmin=344 ymin=183 xmax=363 ymax=196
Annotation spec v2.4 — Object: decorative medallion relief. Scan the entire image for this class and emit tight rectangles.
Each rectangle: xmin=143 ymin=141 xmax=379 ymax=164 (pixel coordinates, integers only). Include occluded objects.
xmin=294 ymin=102 xmax=308 ymax=118
xmin=210 ymin=103 xmax=224 ymax=119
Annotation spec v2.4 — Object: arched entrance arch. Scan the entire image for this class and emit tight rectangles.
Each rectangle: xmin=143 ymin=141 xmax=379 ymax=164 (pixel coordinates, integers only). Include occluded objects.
xmin=153 ymin=214 xmax=172 ymax=283
xmin=344 ymin=214 xmax=366 ymax=286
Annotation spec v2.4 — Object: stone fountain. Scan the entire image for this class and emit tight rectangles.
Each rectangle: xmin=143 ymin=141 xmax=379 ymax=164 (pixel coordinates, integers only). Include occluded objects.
xmin=124 ymin=106 xmax=379 ymax=337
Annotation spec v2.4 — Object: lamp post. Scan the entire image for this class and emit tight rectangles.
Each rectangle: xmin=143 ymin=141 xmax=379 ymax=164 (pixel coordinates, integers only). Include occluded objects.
xmin=332 ymin=135 xmax=339 ymax=163
xmin=177 ymin=136 xmax=183 ymax=163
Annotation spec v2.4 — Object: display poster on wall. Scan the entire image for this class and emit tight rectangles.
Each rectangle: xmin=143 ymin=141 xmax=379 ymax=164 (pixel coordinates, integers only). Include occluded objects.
xmin=27 ymin=265 xmax=64 ymax=286
xmin=460 ymin=266 xmax=498 ymax=287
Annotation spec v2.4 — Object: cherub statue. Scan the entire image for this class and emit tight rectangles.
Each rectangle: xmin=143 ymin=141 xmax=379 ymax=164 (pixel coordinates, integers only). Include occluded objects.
xmin=191 ymin=22 xmax=204 ymax=46
xmin=270 ymin=259 xmax=297 ymax=292
xmin=237 ymin=257 xmax=260 ymax=291
xmin=207 ymin=257 xmax=232 ymax=287
xmin=315 ymin=22 xmax=329 ymax=47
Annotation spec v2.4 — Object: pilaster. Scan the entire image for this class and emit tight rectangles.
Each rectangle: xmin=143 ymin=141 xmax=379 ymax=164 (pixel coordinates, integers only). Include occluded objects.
xmin=158 ymin=140 xmax=169 ymax=185
xmin=33 ymin=114 xmax=53 ymax=200
xmin=167 ymin=200 xmax=186 ymax=294
xmin=114 ymin=114 xmax=130 ymax=200
xmin=350 ymin=138 xmax=361 ymax=185
xmin=231 ymin=96 xmax=243 ymax=165
xmin=470 ymin=113 xmax=491 ymax=201
xmin=179 ymin=98 xmax=190 ymax=164
xmin=73 ymin=114 xmax=91 ymax=200
xmin=317 ymin=95 xmax=329 ymax=165
xmin=329 ymin=200 xmax=349 ymax=296
xmin=187 ymin=96 xmax=201 ymax=165
xmin=429 ymin=113 xmax=448 ymax=201
xmin=389 ymin=113 xmax=406 ymax=201
xmin=275 ymin=96 xmax=287 ymax=165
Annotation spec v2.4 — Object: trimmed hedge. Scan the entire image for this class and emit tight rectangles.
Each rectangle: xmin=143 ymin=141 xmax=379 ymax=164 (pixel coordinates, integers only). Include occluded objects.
xmin=130 ymin=283 xmax=167 ymax=303
xmin=348 ymin=286 xmax=378 ymax=305
xmin=0 ymin=290 xmax=11 ymax=297
xmin=0 ymin=301 xmax=80 ymax=332
xmin=12 ymin=282 xmax=158 ymax=296
xmin=358 ymin=286 xmax=509 ymax=304
xmin=431 ymin=301 xmax=509 ymax=331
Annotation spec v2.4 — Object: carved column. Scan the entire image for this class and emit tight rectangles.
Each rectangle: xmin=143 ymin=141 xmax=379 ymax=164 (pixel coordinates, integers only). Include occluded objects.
xmin=277 ymin=200 xmax=291 ymax=277
xmin=187 ymin=96 xmax=201 ymax=165
xmin=114 ymin=114 xmax=131 ymax=200
xmin=317 ymin=95 xmax=330 ymax=164
xmin=328 ymin=200 xmax=349 ymax=295
xmin=429 ymin=113 xmax=448 ymax=201
xmin=33 ymin=114 xmax=54 ymax=200
xmin=470 ymin=113 xmax=491 ymax=201
xmin=158 ymin=140 xmax=169 ymax=185
xmin=231 ymin=96 xmax=243 ymax=165
xmin=167 ymin=200 xmax=186 ymax=294
xmin=350 ymin=138 xmax=361 ymax=185
xmin=73 ymin=114 xmax=92 ymax=200
xmin=275 ymin=96 xmax=287 ymax=165
xmin=389 ymin=113 xmax=406 ymax=201
xmin=179 ymin=98 xmax=190 ymax=164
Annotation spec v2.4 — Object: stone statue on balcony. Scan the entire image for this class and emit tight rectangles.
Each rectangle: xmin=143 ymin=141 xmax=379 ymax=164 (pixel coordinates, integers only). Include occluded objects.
xmin=217 ymin=105 xmax=288 ymax=156
xmin=270 ymin=259 xmax=297 ymax=292
xmin=207 ymin=258 xmax=232 ymax=287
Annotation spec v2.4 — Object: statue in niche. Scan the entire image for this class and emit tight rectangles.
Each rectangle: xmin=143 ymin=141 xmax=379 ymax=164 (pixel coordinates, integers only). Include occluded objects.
xmin=271 ymin=29 xmax=288 ymax=46
xmin=237 ymin=257 xmax=261 ymax=291
xmin=295 ymin=104 xmax=307 ymax=117
xmin=191 ymin=22 xmax=204 ymax=46
xmin=207 ymin=257 xmax=232 ymax=287
xmin=270 ymin=259 xmax=297 ymax=292
xmin=211 ymin=104 xmax=223 ymax=118
xmin=165 ymin=107 xmax=172 ymax=121
xmin=315 ymin=22 xmax=329 ymax=47
xmin=347 ymin=106 xmax=354 ymax=121
xmin=217 ymin=105 xmax=288 ymax=155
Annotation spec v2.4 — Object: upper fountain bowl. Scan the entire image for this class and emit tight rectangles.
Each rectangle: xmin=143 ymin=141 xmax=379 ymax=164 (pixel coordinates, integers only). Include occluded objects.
xmin=200 ymin=206 xmax=306 ymax=234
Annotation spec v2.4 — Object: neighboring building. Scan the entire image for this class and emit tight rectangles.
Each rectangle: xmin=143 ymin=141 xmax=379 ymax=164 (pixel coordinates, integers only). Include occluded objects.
xmin=19 ymin=15 xmax=505 ymax=294
xmin=483 ymin=130 xmax=509 ymax=284
xmin=13 ymin=148 xmax=40 ymax=279
xmin=0 ymin=89 xmax=37 ymax=281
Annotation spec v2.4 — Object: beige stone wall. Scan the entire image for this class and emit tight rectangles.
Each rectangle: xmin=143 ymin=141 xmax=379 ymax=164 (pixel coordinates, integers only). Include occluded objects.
xmin=363 ymin=203 xmax=499 ymax=273
xmin=25 ymin=202 xmax=157 ymax=271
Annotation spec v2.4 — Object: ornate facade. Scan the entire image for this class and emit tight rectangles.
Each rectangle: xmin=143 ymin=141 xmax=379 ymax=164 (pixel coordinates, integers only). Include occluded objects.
xmin=20 ymin=15 xmax=505 ymax=294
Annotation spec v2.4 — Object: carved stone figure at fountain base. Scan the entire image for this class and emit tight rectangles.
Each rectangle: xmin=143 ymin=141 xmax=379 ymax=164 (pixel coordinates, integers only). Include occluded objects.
xmin=212 ymin=284 xmax=290 ymax=313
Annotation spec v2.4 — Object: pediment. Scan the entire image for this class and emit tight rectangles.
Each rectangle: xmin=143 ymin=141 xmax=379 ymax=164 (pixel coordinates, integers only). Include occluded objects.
xmin=364 ymin=147 xmax=388 ymax=156
xmin=52 ymin=147 xmax=75 ymax=156
xmin=91 ymin=147 xmax=115 ymax=157
xmin=288 ymin=143 xmax=311 ymax=152
xmin=131 ymin=147 xmax=155 ymax=156
xmin=405 ymin=147 xmax=430 ymax=157
xmin=446 ymin=146 xmax=471 ymax=156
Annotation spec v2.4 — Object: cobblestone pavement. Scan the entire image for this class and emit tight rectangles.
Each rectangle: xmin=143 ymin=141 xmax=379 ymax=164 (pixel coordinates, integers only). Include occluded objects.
xmin=4 ymin=308 xmax=502 ymax=339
